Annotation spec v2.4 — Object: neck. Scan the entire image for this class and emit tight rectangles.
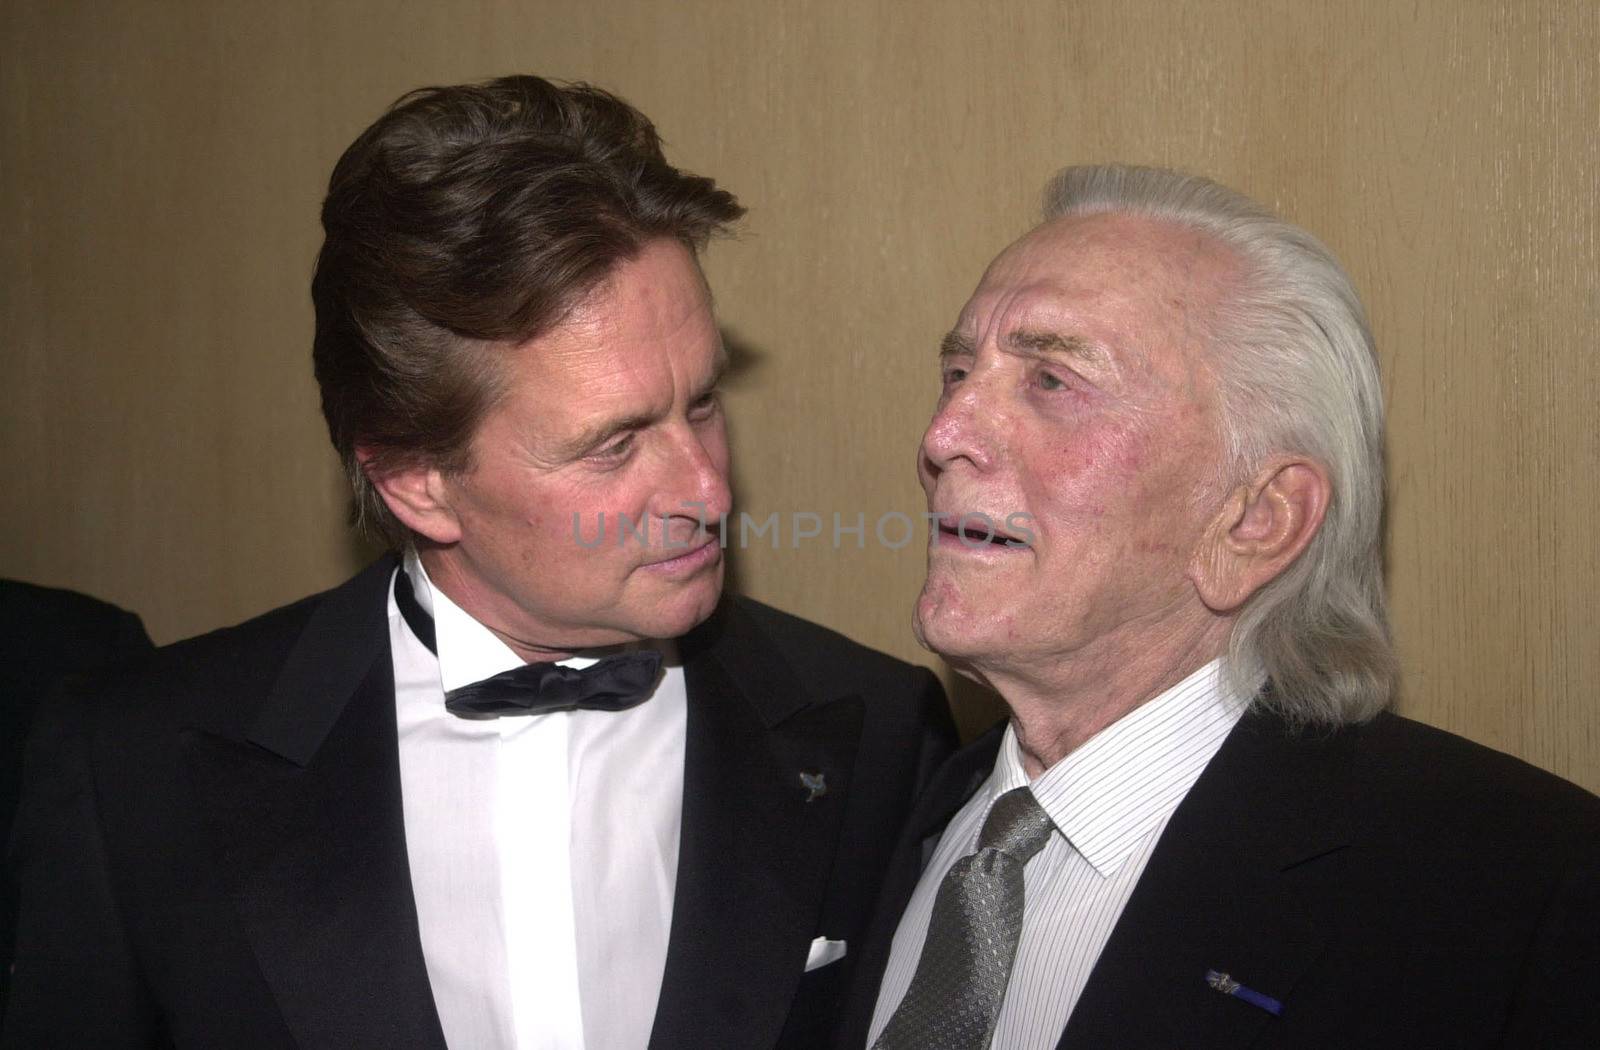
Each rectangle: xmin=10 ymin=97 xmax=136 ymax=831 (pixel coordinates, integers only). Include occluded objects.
xmin=960 ymin=615 xmax=1232 ymax=778
xmin=414 ymin=546 xmax=606 ymax=664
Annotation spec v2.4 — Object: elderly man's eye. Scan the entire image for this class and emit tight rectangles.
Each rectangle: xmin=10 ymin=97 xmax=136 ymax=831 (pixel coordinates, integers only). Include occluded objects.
xmin=1037 ymin=370 xmax=1069 ymax=391
xmin=942 ymin=366 xmax=969 ymax=386
xmin=688 ymin=392 xmax=721 ymax=422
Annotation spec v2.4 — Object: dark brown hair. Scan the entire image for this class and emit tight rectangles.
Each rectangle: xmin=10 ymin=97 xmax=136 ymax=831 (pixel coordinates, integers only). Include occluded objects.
xmin=311 ymin=75 xmax=744 ymax=547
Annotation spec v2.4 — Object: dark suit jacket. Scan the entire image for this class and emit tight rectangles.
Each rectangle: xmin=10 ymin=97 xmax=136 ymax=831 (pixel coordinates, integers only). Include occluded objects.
xmin=3 ymin=557 xmax=956 ymax=1049
xmin=842 ymin=706 xmax=1600 ymax=1049
xmin=0 ymin=581 xmax=154 ymax=1018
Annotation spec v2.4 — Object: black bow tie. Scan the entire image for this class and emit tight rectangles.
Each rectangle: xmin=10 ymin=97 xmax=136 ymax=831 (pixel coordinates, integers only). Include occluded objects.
xmin=394 ymin=568 xmax=663 ymax=719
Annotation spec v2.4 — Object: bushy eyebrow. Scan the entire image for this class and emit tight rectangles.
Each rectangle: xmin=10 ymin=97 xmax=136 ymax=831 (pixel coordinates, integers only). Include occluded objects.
xmin=939 ymin=329 xmax=1106 ymax=366
xmin=939 ymin=331 xmax=975 ymax=359
xmin=1005 ymin=330 xmax=1105 ymax=364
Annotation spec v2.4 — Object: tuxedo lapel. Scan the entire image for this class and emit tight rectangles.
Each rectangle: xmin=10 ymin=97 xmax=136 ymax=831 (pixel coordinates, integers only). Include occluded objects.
xmin=648 ymin=601 xmax=865 ymax=1050
xmin=1058 ymin=708 xmax=1357 ymax=1049
xmin=188 ymin=558 xmax=447 ymax=1050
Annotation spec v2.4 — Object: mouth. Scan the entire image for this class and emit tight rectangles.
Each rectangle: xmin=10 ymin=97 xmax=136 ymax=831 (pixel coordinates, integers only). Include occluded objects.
xmin=641 ymin=535 xmax=722 ymax=575
xmin=932 ymin=512 xmax=1030 ymax=552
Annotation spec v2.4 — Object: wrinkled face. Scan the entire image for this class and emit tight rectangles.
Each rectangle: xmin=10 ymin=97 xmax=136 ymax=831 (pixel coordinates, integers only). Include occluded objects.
xmin=427 ymin=238 xmax=732 ymax=652
xmin=914 ymin=212 xmax=1237 ymax=676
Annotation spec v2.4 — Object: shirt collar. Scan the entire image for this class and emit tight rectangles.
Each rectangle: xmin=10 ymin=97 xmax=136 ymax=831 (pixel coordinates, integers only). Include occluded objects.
xmin=402 ymin=551 xmax=527 ymax=694
xmin=986 ymin=658 xmax=1251 ymax=878
xmin=400 ymin=551 xmax=662 ymax=698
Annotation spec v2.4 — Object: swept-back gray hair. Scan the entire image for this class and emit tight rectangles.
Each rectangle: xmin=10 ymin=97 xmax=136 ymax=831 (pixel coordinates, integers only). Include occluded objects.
xmin=1043 ymin=164 xmax=1395 ymax=725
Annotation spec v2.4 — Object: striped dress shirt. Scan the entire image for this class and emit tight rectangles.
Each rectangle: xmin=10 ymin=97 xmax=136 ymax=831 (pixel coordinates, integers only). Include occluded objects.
xmin=867 ymin=659 xmax=1250 ymax=1050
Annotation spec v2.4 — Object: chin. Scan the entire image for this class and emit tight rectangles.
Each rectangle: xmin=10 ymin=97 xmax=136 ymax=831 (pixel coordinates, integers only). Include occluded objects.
xmin=914 ymin=618 xmax=977 ymax=663
xmin=636 ymin=576 xmax=723 ymax=640
xmin=913 ymin=588 xmax=991 ymax=663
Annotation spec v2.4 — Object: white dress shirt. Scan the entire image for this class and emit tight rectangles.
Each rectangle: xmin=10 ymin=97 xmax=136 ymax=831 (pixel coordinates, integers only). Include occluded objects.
xmin=389 ymin=553 xmax=687 ymax=1050
xmin=867 ymin=659 xmax=1250 ymax=1050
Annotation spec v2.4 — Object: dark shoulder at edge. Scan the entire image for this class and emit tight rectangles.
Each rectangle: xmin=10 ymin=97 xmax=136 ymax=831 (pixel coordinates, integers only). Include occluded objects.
xmin=54 ymin=585 xmax=334 ymax=739
xmin=1358 ymin=710 xmax=1600 ymax=835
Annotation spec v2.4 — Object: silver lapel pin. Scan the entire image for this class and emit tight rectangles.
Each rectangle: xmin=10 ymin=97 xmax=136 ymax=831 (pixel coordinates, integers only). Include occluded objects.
xmin=799 ymin=771 xmax=828 ymax=802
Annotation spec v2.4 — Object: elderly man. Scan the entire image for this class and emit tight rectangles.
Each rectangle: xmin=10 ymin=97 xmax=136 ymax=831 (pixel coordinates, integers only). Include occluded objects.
xmin=844 ymin=166 xmax=1600 ymax=1049
xmin=3 ymin=76 xmax=954 ymax=1050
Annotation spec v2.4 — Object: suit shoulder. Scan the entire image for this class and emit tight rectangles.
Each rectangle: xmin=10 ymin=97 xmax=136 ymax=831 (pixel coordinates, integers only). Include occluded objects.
xmin=0 ymin=579 xmax=153 ymax=671
xmin=0 ymin=578 xmax=143 ymax=634
xmin=1356 ymin=711 xmax=1600 ymax=841
xmin=151 ymin=588 xmax=322 ymax=676
xmin=725 ymin=595 xmax=934 ymax=689
xmin=1361 ymin=712 xmax=1598 ymax=805
xmin=65 ymin=571 xmax=366 ymax=740
xmin=135 ymin=556 xmax=395 ymax=687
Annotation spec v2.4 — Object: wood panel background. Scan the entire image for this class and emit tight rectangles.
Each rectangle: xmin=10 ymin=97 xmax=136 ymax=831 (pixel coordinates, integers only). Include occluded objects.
xmin=3 ymin=0 xmax=1595 ymax=791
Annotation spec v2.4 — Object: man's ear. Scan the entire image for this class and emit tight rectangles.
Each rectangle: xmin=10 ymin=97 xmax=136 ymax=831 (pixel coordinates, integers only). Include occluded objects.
xmin=357 ymin=447 xmax=463 ymax=546
xmin=1189 ymin=457 xmax=1330 ymax=613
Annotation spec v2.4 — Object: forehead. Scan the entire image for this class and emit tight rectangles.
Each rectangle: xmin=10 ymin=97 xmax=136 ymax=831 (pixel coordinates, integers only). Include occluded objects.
xmin=957 ymin=212 xmax=1239 ymax=369
xmin=523 ymin=239 xmax=719 ymax=376
xmin=572 ymin=239 xmax=713 ymax=344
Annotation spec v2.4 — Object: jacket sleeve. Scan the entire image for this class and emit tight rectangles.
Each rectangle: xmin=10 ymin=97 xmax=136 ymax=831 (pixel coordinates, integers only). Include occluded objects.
xmin=2 ymin=687 xmax=166 ymax=1049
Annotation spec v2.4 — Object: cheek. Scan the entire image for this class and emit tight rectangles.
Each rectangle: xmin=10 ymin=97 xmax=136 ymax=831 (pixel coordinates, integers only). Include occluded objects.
xmin=1020 ymin=423 xmax=1143 ymax=524
xmin=519 ymin=481 xmax=619 ymax=549
xmin=1024 ymin=421 xmax=1202 ymax=564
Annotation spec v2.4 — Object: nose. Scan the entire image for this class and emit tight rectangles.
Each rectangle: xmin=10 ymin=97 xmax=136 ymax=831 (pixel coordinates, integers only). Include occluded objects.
xmin=920 ymin=374 xmax=997 ymax=480
xmin=652 ymin=421 xmax=733 ymax=531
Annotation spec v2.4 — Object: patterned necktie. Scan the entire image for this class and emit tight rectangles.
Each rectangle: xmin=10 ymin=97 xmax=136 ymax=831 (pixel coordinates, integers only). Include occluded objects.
xmin=394 ymin=567 xmax=663 ymax=718
xmin=872 ymin=786 xmax=1055 ymax=1050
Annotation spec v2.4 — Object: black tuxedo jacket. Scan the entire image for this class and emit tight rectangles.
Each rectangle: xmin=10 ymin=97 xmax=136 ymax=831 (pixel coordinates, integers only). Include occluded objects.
xmin=841 ymin=706 xmax=1600 ymax=1049
xmin=0 ymin=580 xmax=154 ymax=1017
xmin=3 ymin=558 xmax=956 ymax=1049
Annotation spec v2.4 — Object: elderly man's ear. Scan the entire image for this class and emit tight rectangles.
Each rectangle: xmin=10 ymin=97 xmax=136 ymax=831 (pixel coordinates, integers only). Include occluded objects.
xmin=1189 ymin=457 xmax=1330 ymax=613
xmin=357 ymin=448 xmax=465 ymax=545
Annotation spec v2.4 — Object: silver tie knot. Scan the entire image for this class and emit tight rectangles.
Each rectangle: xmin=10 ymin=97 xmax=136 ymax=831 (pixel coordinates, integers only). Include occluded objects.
xmin=977 ymin=786 xmax=1054 ymax=862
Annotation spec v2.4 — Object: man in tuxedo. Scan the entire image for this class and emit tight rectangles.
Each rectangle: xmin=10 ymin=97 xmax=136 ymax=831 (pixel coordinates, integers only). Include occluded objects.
xmin=3 ymin=76 xmax=954 ymax=1049
xmin=845 ymin=165 xmax=1600 ymax=1049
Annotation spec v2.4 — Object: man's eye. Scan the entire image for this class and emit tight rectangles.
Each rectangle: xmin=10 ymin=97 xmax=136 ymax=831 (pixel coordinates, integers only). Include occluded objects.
xmin=1037 ymin=370 xmax=1068 ymax=391
xmin=942 ymin=367 xmax=969 ymax=386
xmin=593 ymin=433 xmax=635 ymax=460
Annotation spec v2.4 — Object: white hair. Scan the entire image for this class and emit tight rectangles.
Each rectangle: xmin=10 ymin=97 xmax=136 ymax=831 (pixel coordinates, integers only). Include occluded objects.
xmin=1043 ymin=164 xmax=1395 ymax=725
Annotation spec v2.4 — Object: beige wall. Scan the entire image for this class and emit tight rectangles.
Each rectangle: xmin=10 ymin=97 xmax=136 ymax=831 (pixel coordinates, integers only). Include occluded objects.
xmin=3 ymin=1 xmax=1595 ymax=790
